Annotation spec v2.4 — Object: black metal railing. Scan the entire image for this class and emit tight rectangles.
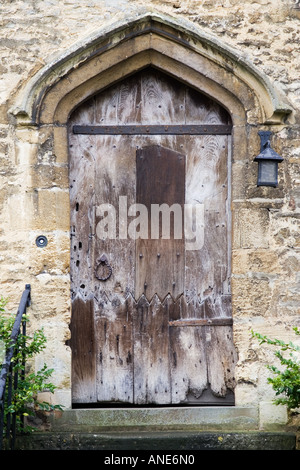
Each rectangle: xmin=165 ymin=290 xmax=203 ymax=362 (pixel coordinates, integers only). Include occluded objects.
xmin=0 ymin=284 xmax=31 ymax=450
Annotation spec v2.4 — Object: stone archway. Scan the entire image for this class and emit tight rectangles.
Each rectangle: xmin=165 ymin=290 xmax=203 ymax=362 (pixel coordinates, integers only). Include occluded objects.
xmin=12 ymin=12 xmax=291 ymax=127
xmin=10 ymin=11 xmax=292 ymax=409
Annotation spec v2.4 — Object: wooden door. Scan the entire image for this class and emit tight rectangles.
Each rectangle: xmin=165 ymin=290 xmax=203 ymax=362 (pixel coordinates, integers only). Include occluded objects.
xmin=68 ymin=69 xmax=237 ymax=406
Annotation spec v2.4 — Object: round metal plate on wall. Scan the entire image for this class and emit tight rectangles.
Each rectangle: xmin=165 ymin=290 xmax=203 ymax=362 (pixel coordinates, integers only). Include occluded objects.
xmin=35 ymin=235 xmax=48 ymax=248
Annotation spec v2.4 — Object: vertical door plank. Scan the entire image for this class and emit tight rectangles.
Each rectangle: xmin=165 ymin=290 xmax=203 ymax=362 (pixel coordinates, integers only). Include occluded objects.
xmin=70 ymin=96 xmax=95 ymax=125
xmin=169 ymin=325 xmax=208 ymax=403
xmin=168 ymin=296 xmax=208 ymax=403
xmin=93 ymin=134 xmax=136 ymax=403
xmin=69 ymin=133 xmax=96 ymax=300
xmin=133 ymin=295 xmax=170 ymax=404
xmin=69 ymin=130 xmax=97 ymax=403
xmin=95 ymin=294 xmax=134 ymax=403
xmin=93 ymin=134 xmax=136 ymax=299
xmin=141 ymin=70 xmax=185 ymax=124
xmin=117 ymin=74 xmax=142 ymax=124
xmin=185 ymin=87 xmax=231 ymax=125
xmin=185 ymin=135 xmax=230 ymax=306
xmin=94 ymin=84 xmax=118 ymax=124
xmin=69 ymin=296 xmax=97 ymax=403
xmin=205 ymin=324 xmax=237 ymax=398
xmin=135 ymin=145 xmax=185 ymax=300
xmin=94 ymin=72 xmax=142 ymax=125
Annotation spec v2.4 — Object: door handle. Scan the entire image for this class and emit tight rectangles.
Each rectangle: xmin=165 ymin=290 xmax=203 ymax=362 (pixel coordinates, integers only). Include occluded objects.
xmin=95 ymin=254 xmax=112 ymax=281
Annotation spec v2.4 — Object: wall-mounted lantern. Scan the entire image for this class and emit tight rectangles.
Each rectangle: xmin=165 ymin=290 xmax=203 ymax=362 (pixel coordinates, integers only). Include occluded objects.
xmin=254 ymin=131 xmax=283 ymax=187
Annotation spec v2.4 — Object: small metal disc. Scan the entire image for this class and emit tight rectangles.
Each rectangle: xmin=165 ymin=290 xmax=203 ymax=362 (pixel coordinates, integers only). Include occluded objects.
xmin=36 ymin=235 xmax=48 ymax=247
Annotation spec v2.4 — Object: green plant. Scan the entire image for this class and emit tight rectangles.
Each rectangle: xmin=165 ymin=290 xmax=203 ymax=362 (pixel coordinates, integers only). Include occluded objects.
xmin=0 ymin=296 xmax=63 ymax=433
xmin=252 ymin=327 xmax=300 ymax=410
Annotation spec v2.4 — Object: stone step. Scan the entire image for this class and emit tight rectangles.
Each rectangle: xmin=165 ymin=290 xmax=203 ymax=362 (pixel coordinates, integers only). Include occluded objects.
xmin=48 ymin=406 xmax=260 ymax=433
xmin=15 ymin=430 xmax=296 ymax=451
xmin=12 ymin=407 xmax=297 ymax=451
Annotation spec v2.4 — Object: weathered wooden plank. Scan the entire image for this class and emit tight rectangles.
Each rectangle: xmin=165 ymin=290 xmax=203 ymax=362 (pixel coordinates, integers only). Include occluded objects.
xmin=93 ymin=72 xmax=142 ymax=125
xmin=69 ymin=131 xmax=98 ymax=404
xmin=94 ymin=83 xmax=118 ymax=125
xmin=185 ymin=86 xmax=231 ymax=125
xmin=117 ymin=73 xmax=142 ymax=124
xmin=169 ymin=326 xmax=208 ymax=403
xmin=69 ymin=95 xmax=95 ymax=125
xmin=169 ymin=322 xmax=208 ymax=404
xmin=204 ymin=295 xmax=232 ymax=319
xmin=133 ymin=295 xmax=171 ymax=404
xmin=69 ymin=134 xmax=96 ymax=300
xmin=167 ymin=294 xmax=206 ymax=322
xmin=135 ymin=144 xmax=185 ymax=300
xmin=184 ymin=134 xmax=230 ymax=306
xmin=141 ymin=69 xmax=186 ymax=124
xmin=95 ymin=294 xmax=134 ymax=403
xmin=205 ymin=325 xmax=237 ymax=398
xmin=167 ymin=295 xmax=235 ymax=404
xmin=91 ymin=133 xmax=136 ymax=403
xmin=69 ymin=296 xmax=97 ymax=403
xmin=165 ymin=295 xmax=207 ymax=404
xmin=93 ymin=134 xmax=136 ymax=300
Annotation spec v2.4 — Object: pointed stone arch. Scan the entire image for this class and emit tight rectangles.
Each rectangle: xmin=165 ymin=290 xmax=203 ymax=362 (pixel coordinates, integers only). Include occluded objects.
xmin=11 ymin=11 xmax=291 ymax=128
xmin=8 ymin=11 xmax=293 ymax=410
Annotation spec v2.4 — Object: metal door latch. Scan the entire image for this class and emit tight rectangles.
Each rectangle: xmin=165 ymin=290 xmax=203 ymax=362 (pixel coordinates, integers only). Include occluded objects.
xmin=95 ymin=254 xmax=112 ymax=281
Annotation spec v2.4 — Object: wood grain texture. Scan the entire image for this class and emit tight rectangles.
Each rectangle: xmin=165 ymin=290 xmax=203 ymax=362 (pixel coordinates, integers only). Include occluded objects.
xmin=68 ymin=68 xmax=236 ymax=405
xmin=136 ymin=145 xmax=185 ymax=300
xmin=69 ymin=296 xmax=96 ymax=403
xmin=95 ymin=293 xmax=134 ymax=403
xmin=133 ymin=295 xmax=171 ymax=404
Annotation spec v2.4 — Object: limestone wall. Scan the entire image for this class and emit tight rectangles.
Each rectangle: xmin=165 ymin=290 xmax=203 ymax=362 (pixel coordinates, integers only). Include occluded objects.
xmin=0 ymin=0 xmax=299 ymax=429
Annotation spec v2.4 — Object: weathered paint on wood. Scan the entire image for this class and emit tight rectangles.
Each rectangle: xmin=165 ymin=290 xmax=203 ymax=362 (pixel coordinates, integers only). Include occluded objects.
xmin=68 ymin=68 xmax=237 ymax=405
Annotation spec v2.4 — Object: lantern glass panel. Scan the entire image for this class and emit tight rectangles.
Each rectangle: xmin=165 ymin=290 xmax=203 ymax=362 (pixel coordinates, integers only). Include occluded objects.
xmin=258 ymin=160 xmax=277 ymax=186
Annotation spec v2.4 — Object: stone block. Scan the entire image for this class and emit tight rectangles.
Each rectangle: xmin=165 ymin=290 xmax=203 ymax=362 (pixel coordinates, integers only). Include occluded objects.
xmin=29 ymin=188 xmax=70 ymax=231
xmin=15 ymin=140 xmax=38 ymax=167
xmin=232 ymin=249 xmax=281 ymax=275
xmin=233 ymin=207 xmax=270 ymax=249
xmin=53 ymin=126 xmax=68 ymax=164
xmin=259 ymin=402 xmax=288 ymax=431
xmin=231 ymin=275 xmax=272 ymax=316
xmin=28 ymin=230 xmax=70 ymax=276
xmin=30 ymin=164 xmax=69 ymax=191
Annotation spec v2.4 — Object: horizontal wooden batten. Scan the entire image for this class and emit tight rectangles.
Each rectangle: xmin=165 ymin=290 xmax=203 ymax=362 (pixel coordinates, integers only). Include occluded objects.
xmin=72 ymin=124 xmax=232 ymax=135
xmin=169 ymin=318 xmax=233 ymax=327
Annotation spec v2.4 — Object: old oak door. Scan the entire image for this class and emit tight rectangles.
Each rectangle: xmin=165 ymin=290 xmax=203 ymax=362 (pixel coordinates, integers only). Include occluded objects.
xmin=68 ymin=69 xmax=237 ymax=406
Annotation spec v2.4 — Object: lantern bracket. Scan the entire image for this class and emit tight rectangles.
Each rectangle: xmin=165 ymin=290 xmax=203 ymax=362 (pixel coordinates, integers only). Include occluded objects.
xmin=258 ymin=130 xmax=272 ymax=152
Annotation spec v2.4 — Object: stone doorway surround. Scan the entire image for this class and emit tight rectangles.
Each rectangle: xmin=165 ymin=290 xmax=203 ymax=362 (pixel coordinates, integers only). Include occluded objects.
xmin=8 ymin=10 xmax=293 ymax=431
